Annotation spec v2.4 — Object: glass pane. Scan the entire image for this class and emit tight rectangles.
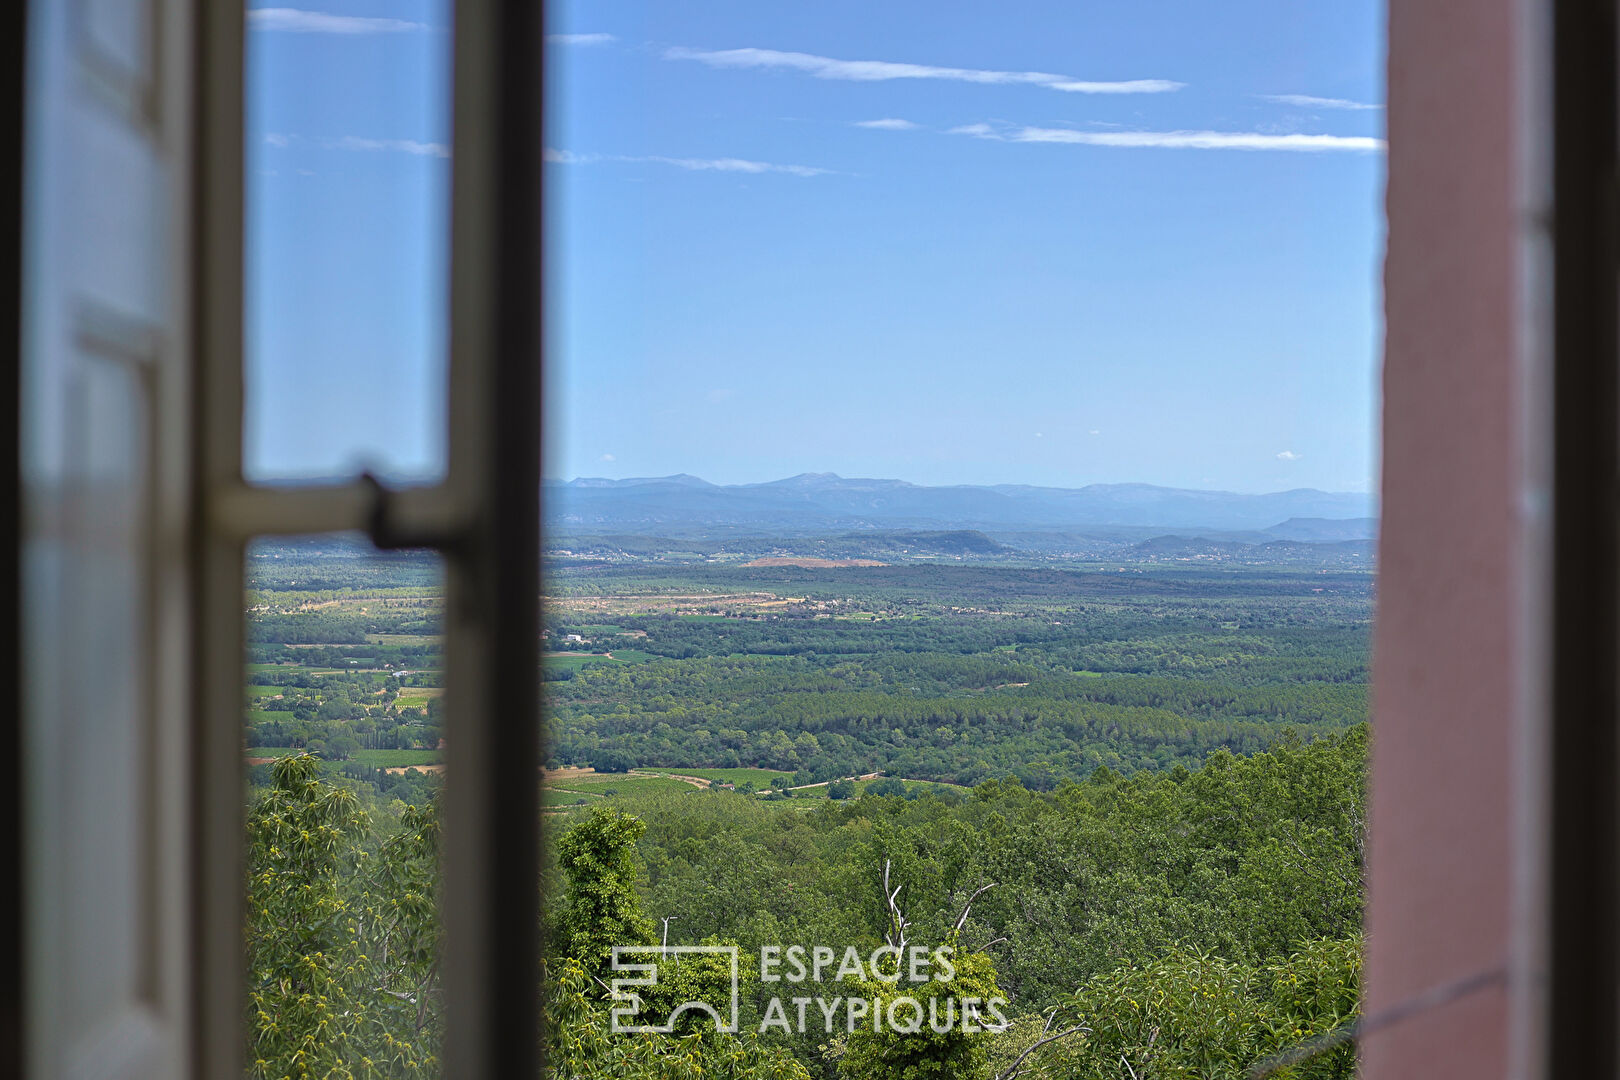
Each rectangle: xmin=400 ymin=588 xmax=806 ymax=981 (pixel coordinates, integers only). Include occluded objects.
xmin=245 ymin=535 xmax=444 ymax=1077
xmin=244 ymin=2 xmax=452 ymax=483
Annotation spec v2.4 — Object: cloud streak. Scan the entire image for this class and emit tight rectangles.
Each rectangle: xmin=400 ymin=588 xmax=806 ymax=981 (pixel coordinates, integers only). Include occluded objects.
xmin=267 ymin=133 xmax=450 ymax=157
xmin=641 ymin=155 xmax=831 ymax=176
xmin=955 ymin=123 xmax=1384 ymax=153
xmin=328 ymin=136 xmax=449 ymax=157
xmin=1261 ymin=93 xmax=1383 ymax=111
xmin=545 ymin=148 xmax=831 ymax=176
xmin=248 ymin=7 xmax=426 ymax=33
xmin=547 ymin=33 xmax=617 ymax=46
xmin=854 ymin=118 xmax=919 ymax=130
xmin=1276 ymin=450 xmax=1303 ymax=461
xmin=665 ymin=46 xmax=1182 ymax=95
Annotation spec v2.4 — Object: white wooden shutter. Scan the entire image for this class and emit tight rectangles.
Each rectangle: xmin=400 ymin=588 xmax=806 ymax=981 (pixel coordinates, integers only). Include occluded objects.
xmin=20 ymin=1 xmax=196 ymax=1077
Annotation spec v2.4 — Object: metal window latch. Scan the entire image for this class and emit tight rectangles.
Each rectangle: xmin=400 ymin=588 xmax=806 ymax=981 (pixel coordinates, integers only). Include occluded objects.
xmin=361 ymin=470 xmax=474 ymax=554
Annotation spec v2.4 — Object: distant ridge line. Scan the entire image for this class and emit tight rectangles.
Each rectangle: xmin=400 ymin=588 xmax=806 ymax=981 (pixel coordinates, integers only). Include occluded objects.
xmin=546 ymin=473 xmax=1377 ymax=535
xmin=552 ymin=472 xmax=1370 ymax=500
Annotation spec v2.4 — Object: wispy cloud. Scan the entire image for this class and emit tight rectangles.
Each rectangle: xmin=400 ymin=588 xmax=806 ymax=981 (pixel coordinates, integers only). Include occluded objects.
xmin=955 ymin=122 xmax=1384 ymax=153
xmin=544 ymin=148 xmax=831 ymax=177
xmin=854 ymin=118 xmax=919 ymax=130
xmin=1049 ymin=80 xmax=1184 ymax=94
xmin=266 ymin=133 xmax=450 ymax=157
xmin=1276 ymin=450 xmax=1303 ymax=461
xmin=645 ymin=155 xmax=830 ymax=176
xmin=1260 ymin=94 xmax=1383 ymax=111
xmin=544 ymin=148 xmax=593 ymax=164
xmin=328 ymin=136 xmax=449 ymax=157
xmin=665 ymin=46 xmax=1182 ymax=95
xmin=547 ymin=33 xmax=617 ymax=46
xmin=248 ymin=7 xmax=426 ymax=33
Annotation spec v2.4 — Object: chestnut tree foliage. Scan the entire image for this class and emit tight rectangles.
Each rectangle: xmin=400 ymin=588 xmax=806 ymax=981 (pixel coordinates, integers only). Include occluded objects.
xmin=246 ymin=754 xmax=441 ymax=1078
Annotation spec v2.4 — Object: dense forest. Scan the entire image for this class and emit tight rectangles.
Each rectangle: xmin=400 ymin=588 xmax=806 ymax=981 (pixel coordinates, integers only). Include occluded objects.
xmin=543 ymin=562 xmax=1369 ymax=786
xmin=240 ymin=541 xmax=1371 ymax=1077
xmin=248 ymin=727 xmax=1364 ymax=1078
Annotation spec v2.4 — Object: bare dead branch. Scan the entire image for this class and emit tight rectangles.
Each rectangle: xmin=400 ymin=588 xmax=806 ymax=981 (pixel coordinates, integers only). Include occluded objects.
xmin=953 ymin=882 xmax=998 ymax=933
xmin=984 ymin=1023 xmax=1088 ymax=1080
xmin=993 ymin=1022 xmax=1088 ymax=1080
xmin=882 ymin=859 xmax=911 ymax=949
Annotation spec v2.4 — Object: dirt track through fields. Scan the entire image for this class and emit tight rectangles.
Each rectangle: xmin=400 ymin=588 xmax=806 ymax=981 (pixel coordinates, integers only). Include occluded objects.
xmin=627 ymin=770 xmax=712 ymax=788
xmin=789 ymin=772 xmax=881 ymax=790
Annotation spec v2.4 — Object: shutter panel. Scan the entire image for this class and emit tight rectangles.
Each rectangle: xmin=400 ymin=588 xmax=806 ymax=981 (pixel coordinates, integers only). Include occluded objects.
xmin=20 ymin=2 xmax=194 ymax=1076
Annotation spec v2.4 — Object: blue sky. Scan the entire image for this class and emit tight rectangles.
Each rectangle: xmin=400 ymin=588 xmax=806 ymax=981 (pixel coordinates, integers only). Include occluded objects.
xmin=247 ymin=2 xmax=1385 ymax=494
xmin=245 ymin=1 xmax=451 ymax=481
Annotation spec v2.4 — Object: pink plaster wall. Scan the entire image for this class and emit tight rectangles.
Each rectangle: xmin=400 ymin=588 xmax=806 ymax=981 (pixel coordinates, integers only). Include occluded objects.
xmin=1367 ymin=1 xmax=1537 ymax=1076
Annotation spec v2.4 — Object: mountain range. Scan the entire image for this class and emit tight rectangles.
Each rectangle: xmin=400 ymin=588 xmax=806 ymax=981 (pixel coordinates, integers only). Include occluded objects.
xmin=545 ymin=473 xmax=1377 ymax=537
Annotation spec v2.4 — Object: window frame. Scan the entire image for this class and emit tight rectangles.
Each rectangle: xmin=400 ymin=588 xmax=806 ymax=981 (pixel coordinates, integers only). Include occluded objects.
xmin=190 ymin=3 xmax=542 ymax=1075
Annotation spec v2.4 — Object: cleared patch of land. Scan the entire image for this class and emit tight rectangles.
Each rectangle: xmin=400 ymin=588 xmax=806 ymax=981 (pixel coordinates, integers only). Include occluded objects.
xmin=543 ymin=649 xmax=655 ymax=672
xmin=247 ymin=747 xmax=443 ymax=769
xmin=392 ymin=686 xmax=443 ymax=706
xmin=544 ymin=789 xmax=603 ymax=808
xmin=546 ymin=592 xmax=804 ymax=618
xmin=544 ymin=766 xmax=598 ymax=783
xmin=546 ymin=775 xmax=700 ymax=797
xmin=354 ymin=748 xmax=439 ymax=767
xmin=643 ymin=767 xmax=791 ymax=788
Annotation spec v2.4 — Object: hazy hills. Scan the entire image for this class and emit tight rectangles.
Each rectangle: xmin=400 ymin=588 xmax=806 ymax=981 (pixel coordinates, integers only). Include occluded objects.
xmin=546 ymin=473 xmax=1377 ymax=536
xmin=1261 ymin=517 xmax=1379 ymax=543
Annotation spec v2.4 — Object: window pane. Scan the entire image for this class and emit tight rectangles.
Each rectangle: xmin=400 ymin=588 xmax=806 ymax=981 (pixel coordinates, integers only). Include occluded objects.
xmin=245 ymin=535 xmax=444 ymax=1077
xmin=244 ymin=2 xmax=452 ymax=483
